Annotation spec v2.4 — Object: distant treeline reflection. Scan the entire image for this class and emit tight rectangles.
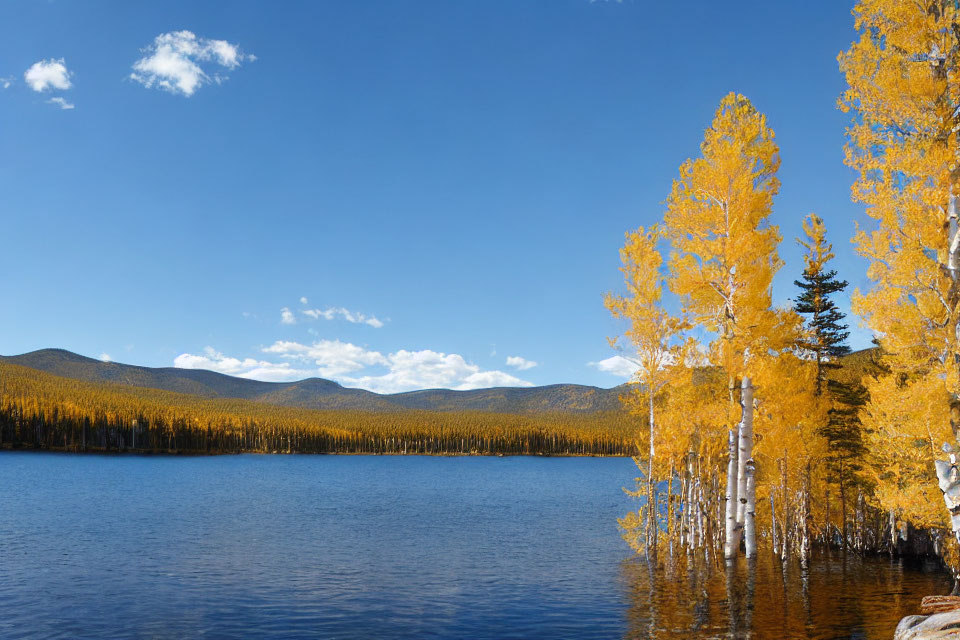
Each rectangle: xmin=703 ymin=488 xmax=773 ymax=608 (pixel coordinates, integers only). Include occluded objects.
xmin=0 ymin=362 xmax=633 ymax=456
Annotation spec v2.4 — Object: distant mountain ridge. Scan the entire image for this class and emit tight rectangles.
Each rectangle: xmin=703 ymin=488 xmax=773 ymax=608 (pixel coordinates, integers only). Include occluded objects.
xmin=0 ymin=349 xmax=624 ymax=414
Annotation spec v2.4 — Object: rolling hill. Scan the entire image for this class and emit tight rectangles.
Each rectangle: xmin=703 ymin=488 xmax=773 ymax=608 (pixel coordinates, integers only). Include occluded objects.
xmin=0 ymin=349 xmax=624 ymax=414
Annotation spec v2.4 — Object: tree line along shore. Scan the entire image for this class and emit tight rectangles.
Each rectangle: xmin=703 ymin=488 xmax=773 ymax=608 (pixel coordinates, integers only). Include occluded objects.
xmin=0 ymin=361 xmax=634 ymax=457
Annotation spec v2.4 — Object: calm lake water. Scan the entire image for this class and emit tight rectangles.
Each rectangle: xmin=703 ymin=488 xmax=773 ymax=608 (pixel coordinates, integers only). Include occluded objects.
xmin=0 ymin=452 xmax=950 ymax=639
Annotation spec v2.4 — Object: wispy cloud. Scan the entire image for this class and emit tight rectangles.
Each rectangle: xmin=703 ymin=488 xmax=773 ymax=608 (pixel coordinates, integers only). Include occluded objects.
xmin=280 ymin=307 xmax=297 ymax=325
xmin=175 ymin=340 xmax=533 ymax=392
xmin=506 ymin=355 xmax=537 ymax=371
xmin=24 ymin=58 xmax=72 ymax=92
xmin=1 ymin=76 xmax=13 ymax=89
xmin=302 ymin=307 xmax=385 ymax=328
xmin=130 ymin=30 xmax=255 ymax=97
xmin=588 ymin=355 xmax=640 ymax=378
xmin=47 ymin=96 xmax=74 ymax=110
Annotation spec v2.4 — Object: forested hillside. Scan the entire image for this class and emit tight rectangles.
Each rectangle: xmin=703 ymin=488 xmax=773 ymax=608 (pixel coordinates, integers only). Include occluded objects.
xmin=0 ymin=360 xmax=633 ymax=456
xmin=0 ymin=349 xmax=880 ymax=459
xmin=1 ymin=349 xmax=622 ymax=413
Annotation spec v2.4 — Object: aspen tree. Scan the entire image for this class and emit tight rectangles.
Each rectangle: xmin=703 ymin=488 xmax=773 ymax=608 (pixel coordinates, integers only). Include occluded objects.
xmin=752 ymin=352 xmax=826 ymax=557
xmin=664 ymin=93 xmax=789 ymax=558
xmin=607 ymin=224 xmax=688 ymax=551
xmin=841 ymin=0 xmax=960 ymax=549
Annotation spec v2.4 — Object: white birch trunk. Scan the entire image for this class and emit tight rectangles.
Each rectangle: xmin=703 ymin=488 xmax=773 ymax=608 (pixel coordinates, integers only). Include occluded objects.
xmin=647 ymin=387 xmax=656 ymax=550
xmin=781 ymin=459 xmax=790 ymax=561
xmin=745 ymin=458 xmax=757 ymax=558
xmin=736 ymin=377 xmax=754 ymax=528
xmin=724 ymin=426 xmax=740 ymax=559
xmin=935 ymin=448 xmax=960 ymax=547
xmin=889 ymin=509 xmax=897 ymax=555
xmin=686 ymin=465 xmax=693 ymax=547
xmin=694 ymin=475 xmax=704 ymax=549
xmin=740 ymin=378 xmax=756 ymax=556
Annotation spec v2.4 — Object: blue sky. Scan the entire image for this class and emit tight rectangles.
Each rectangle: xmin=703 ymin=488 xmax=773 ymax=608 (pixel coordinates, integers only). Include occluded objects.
xmin=0 ymin=0 xmax=870 ymax=392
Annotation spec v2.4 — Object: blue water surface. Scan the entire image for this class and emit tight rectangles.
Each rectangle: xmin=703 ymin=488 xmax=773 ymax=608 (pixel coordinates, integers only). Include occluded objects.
xmin=0 ymin=453 xmax=636 ymax=639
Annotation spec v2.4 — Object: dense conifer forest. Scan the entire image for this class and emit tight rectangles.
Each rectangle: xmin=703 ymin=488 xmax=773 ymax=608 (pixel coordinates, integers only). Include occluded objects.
xmin=0 ymin=361 xmax=634 ymax=456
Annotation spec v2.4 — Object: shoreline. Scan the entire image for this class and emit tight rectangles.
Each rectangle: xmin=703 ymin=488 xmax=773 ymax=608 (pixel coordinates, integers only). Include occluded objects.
xmin=0 ymin=445 xmax=631 ymax=458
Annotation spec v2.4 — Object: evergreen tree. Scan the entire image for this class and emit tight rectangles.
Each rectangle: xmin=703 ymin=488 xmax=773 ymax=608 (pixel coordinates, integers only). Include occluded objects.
xmin=793 ymin=214 xmax=850 ymax=396
xmin=794 ymin=213 xmax=862 ymax=546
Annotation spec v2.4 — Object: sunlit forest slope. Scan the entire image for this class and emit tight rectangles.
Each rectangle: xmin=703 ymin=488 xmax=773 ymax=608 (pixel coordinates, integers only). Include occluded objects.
xmin=2 ymin=349 xmax=622 ymax=413
xmin=0 ymin=348 xmax=879 ymax=457
xmin=0 ymin=360 xmax=632 ymax=455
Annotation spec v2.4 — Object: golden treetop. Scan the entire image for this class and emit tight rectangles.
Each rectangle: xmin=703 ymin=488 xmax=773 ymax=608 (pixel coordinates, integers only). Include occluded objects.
xmin=842 ymin=0 xmax=960 ymax=382
xmin=664 ymin=92 xmax=790 ymax=379
xmin=605 ymin=224 xmax=688 ymax=387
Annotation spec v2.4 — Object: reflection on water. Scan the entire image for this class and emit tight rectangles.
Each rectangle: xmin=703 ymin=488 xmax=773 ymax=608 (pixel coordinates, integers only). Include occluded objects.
xmin=621 ymin=550 xmax=951 ymax=639
xmin=0 ymin=452 xmax=950 ymax=639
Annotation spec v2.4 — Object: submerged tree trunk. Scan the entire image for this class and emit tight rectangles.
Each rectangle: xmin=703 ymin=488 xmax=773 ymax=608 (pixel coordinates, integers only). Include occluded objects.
xmin=738 ymin=377 xmax=756 ymax=557
xmin=745 ymin=458 xmax=757 ymax=558
xmin=840 ymin=466 xmax=848 ymax=550
xmin=802 ymin=463 xmax=812 ymax=562
xmin=781 ymin=457 xmax=790 ymax=561
xmin=771 ymin=492 xmax=779 ymax=557
xmin=667 ymin=465 xmax=675 ymax=546
xmin=647 ymin=387 xmax=657 ymax=551
xmin=825 ymin=488 xmax=831 ymax=548
xmin=889 ymin=509 xmax=897 ymax=556
xmin=724 ymin=426 xmax=740 ymax=559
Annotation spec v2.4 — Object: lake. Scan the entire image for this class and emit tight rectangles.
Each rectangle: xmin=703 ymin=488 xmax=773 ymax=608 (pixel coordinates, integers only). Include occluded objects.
xmin=0 ymin=453 xmax=950 ymax=639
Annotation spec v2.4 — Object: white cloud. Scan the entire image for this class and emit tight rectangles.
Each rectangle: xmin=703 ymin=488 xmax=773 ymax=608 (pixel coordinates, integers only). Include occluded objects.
xmin=589 ymin=355 xmax=641 ymax=378
xmin=280 ymin=307 xmax=296 ymax=325
xmin=174 ymin=347 xmax=311 ymax=382
xmin=130 ymin=30 xmax=254 ymax=97
xmin=302 ymin=307 xmax=385 ymax=328
xmin=175 ymin=340 xmax=533 ymax=393
xmin=299 ymin=296 xmax=309 ymax=305
xmin=506 ymin=355 xmax=537 ymax=370
xmin=47 ymin=96 xmax=74 ymax=110
xmin=264 ymin=339 xmax=388 ymax=377
xmin=24 ymin=58 xmax=72 ymax=92
xmin=341 ymin=348 xmax=532 ymax=393
xmin=100 ymin=353 xmax=112 ymax=362
xmin=1 ymin=76 xmax=13 ymax=89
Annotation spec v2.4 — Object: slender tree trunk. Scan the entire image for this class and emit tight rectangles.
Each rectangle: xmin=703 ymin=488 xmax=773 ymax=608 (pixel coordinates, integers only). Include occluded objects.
xmin=724 ymin=426 xmax=740 ymax=559
xmin=668 ymin=465 xmax=675 ymax=545
xmin=770 ymin=492 xmax=779 ymax=556
xmin=738 ymin=377 xmax=756 ymax=557
xmin=802 ymin=463 xmax=812 ymax=562
xmin=680 ymin=460 xmax=689 ymax=548
xmin=647 ymin=387 xmax=656 ymax=551
xmin=888 ymin=509 xmax=897 ymax=556
xmin=825 ymin=488 xmax=831 ymax=547
xmin=745 ymin=458 xmax=757 ymax=558
xmin=840 ymin=467 xmax=848 ymax=550
xmin=781 ymin=457 xmax=790 ymax=560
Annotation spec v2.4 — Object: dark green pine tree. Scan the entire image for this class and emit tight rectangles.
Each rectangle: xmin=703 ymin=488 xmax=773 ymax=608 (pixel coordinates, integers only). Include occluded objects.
xmin=794 ymin=214 xmax=863 ymax=548
xmin=794 ymin=214 xmax=850 ymax=395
